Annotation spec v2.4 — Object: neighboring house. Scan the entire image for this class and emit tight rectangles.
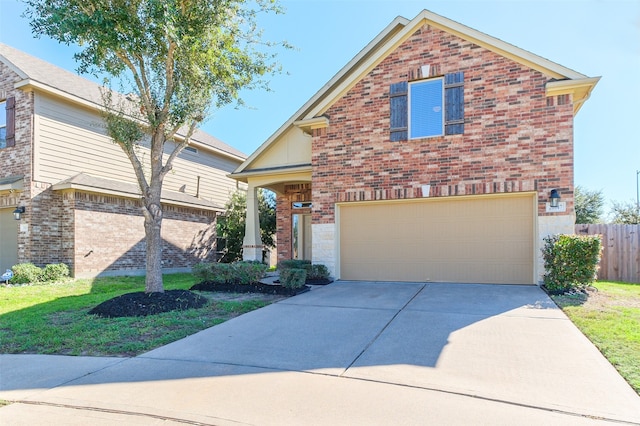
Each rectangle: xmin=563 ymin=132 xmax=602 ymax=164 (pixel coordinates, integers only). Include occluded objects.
xmin=230 ymin=10 xmax=599 ymax=285
xmin=0 ymin=43 xmax=246 ymax=277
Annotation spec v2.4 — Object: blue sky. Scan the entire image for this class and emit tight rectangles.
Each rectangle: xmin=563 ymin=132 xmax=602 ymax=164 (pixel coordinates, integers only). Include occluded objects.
xmin=1 ymin=0 xmax=639 ymax=214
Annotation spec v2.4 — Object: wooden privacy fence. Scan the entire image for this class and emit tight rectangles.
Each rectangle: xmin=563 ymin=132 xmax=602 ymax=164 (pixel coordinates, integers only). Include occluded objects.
xmin=575 ymin=224 xmax=640 ymax=283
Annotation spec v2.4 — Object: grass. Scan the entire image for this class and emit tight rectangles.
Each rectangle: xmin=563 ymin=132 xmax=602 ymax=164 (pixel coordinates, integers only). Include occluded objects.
xmin=551 ymin=281 xmax=640 ymax=394
xmin=0 ymin=273 xmax=283 ymax=357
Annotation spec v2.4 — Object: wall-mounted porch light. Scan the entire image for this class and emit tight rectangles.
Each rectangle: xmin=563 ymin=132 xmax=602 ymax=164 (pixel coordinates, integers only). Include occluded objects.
xmin=13 ymin=206 xmax=25 ymax=220
xmin=549 ymin=189 xmax=561 ymax=208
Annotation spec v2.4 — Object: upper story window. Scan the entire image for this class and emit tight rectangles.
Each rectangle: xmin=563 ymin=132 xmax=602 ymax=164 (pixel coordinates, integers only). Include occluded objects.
xmin=0 ymin=97 xmax=15 ymax=149
xmin=390 ymin=72 xmax=464 ymax=141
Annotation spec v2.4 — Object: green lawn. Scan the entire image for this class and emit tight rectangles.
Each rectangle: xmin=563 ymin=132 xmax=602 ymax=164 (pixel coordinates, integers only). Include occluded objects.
xmin=552 ymin=281 xmax=640 ymax=394
xmin=0 ymin=274 xmax=281 ymax=357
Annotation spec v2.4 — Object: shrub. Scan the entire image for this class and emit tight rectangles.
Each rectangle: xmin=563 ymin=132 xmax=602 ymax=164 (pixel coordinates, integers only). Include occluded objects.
xmin=280 ymin=268 xmax=307 ymax=289
xmin=234 ymin=261 xmax=267 ymax=285
xmin=41 ymin=263 xmax=70 ymax=282
xmin=193 ymin=261 xmax=267 ymax=284
xmin=278 ymin=259 xmax=311 ymax=271
xmin=309 ymin=264 xmax=330 ymax=280
xmin=193 ymin=263 xmax=236 ymax=284
xmin=10 ymin=263 xmax=43 ymax=284
xmin=542 ymin=234 xmax=602 ymax=294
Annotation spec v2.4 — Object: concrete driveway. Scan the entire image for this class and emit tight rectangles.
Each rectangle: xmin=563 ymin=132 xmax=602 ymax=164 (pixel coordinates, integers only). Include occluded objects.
xmin=1 ymin=281 xmax=639 ymax=425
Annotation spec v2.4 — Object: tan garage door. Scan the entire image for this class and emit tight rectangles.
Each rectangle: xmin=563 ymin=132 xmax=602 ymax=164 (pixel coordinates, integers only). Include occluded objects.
xmin=339 ymin=194 xmax=535 ymax=284
xmin=1 ymin=208 xmax=19 ymax=272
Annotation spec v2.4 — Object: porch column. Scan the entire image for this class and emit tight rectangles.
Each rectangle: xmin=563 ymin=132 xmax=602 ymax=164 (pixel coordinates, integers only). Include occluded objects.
xmin=242 ymin=183 xmax=263 ymax=261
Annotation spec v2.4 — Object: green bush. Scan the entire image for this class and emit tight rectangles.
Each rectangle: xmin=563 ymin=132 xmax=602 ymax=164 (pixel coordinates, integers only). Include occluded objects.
xmin=193 ymin=261 xmax=267 ymax=284
xmin=280 ymin=268 xmax=307 ymax=289
xmin=41 ymin=263 xmax=70 ymax=282
xmin=278 ymin=259 xmax=311 ymax=271
xmin=10 ymin=263 xmax=44 ymax=284
xmin=234 ymin=261 xmax=267 ymax=285
xmin=309 ymin=264 xmax=330 ymax=280
xmin=542 ymin=234 xmax=602 ymax=294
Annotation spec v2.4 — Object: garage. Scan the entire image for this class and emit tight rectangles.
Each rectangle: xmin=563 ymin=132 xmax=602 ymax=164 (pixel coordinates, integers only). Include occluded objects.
xmin=1 ymin=208 xmax=19 ymax=272
xmin=338 ymin=193 xmax=535 ymax=284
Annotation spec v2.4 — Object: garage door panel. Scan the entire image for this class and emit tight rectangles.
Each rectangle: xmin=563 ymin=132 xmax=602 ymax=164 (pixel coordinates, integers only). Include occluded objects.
xmin=339 ymin=194 xmax=534 ymax=284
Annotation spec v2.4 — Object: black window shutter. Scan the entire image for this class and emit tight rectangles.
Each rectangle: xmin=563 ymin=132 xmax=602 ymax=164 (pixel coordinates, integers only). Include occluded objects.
xmin=5 ymin=96 xmax=15 ymax=147
xmin=389 ymin=82 xmax=408 ymax=141
xmin=444 ymin=72 xmax=464 ymax=135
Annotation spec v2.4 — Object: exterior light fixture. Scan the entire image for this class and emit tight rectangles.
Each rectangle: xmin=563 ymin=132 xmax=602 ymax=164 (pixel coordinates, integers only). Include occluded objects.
xmin=13 ymin=206 xmax=25 ymax=220
xmin=549 ymin=189 xmax=560 ymax=208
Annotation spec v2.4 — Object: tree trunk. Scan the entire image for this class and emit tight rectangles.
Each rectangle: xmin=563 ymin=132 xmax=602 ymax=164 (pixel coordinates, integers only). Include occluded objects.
xmin=144 ymin=191 xmax=164 ymax=293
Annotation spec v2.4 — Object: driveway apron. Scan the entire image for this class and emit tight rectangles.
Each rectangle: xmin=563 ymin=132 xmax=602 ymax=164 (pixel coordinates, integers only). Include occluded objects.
xmin=1 ymin=281 xmax=639 ymax=425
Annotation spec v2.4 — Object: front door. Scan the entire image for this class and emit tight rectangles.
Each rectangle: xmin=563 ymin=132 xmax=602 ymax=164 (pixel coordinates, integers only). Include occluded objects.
xmin=292 ymin=213 xmax=312 ymax=260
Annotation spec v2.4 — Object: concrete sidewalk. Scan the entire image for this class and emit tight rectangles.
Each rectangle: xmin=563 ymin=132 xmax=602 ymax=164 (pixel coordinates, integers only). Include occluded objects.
xmin=2 ymin=282 xmax=639 ymax=425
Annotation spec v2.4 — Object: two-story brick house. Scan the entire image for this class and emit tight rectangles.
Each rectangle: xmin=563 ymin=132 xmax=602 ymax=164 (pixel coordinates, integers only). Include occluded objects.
xmin=231 ymin=10 xmax=599 ymax=285
xmin=0 ymin=43 xmax=246 ymax=277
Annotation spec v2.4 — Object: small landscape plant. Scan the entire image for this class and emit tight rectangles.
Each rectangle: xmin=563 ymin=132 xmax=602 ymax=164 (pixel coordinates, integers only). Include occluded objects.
xmin=309 ymin=264 xmax=330 ymax=280
xmin=280 ymin=268 xmax=307 ymax=289
xmin=542 ymin=234 xmax=602 ymax=294
xmin=278 ymin=259 xmax=311 ymax=272
xmin=9 ymin=262 xmax=70 ymax=284
xmin=193 ymin=261 xmax=267 ymax=285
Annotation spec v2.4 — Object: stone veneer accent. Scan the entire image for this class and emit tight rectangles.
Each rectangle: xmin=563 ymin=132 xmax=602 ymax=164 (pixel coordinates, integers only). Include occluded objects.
xmin=311 ymin=223 xmax=336 ymax=277
xmin=537 ymin=214 xmax=576 ymax=283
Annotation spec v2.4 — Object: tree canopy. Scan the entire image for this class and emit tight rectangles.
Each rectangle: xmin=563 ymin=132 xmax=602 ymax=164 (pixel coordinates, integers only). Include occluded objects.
xmin=24 ymin=0 xmax=288 ymax=292
xmin=610 ymin=200 xmax=640 ymax=224
xmin=217 ymin=189 xmax=276 ymax=263
xmin=574 ymin=186 xmax=605 ymax=224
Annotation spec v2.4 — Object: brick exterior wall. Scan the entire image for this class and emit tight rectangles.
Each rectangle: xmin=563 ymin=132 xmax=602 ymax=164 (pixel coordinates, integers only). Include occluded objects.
xmin=310 ymin=24 xmax=574 ymax=225
xmin=65 ymin=190 xmax=218 ymax=277
xmin=1 ymin=61 xmax=35 ymax=265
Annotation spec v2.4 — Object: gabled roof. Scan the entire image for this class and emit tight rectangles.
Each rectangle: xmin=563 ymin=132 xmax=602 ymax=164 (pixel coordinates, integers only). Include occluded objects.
xmin=0 ymin=42 xmax=246 ymax=161
xmin=233 ymin=9 xmax=599 ymax=175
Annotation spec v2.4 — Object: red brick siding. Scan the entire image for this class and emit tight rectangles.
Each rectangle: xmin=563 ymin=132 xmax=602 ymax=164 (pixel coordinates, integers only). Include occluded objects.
xmin=67 ymin=190 xmax=217 ymax=275
xmin=1 ymin=62 xmax=35 ymax=265
xmin=311 ymin=24 xmax=574 ymax=224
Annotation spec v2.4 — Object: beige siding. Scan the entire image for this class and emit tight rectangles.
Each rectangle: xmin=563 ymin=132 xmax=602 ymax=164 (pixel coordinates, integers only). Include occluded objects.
xmin=339 ymin=194 xmax=535 ymax=284
xmin=33 ymin=93 xmax=241 ymax=207
xmin=250 ymin=126 xmax=311 ymax=170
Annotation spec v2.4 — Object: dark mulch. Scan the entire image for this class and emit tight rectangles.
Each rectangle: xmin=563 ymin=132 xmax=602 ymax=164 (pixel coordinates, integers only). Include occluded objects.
xmin=89 ymin=290 xmax=208 ymax=318
xmin=190 ymin=281 xmax=310 ymax=296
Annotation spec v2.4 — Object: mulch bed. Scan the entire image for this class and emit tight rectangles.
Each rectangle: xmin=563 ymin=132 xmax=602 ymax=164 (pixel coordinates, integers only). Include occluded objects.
xmin=273 ymin=278 xmax=334 ymax=286
xmin=89 ymin=290 xmax=208 ymax=318
xmin=190 ymin=281 xmax=310 ymax=296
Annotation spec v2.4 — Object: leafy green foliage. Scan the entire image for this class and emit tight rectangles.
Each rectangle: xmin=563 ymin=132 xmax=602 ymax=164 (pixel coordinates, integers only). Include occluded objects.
xmin=41 ymin=263 xmax=71 ymax=282
xmin=574 ymin=186 xmax=604 ymax=224
xmin=309 ymin=264 xmax=330 ymax=280
xmin=542 ymin=234 xmax=602 ymax=293
xmin=193 ymin=261 xmax=267 ymax=284
xmin=610 ymin=200 xmax=640 ymax=224
xmin=9 ymin=263 xmax=71 ymax=284
xmin=280 ymin=268 xmax=307 ymax=289
xmin=217 ymin=189 xmax=276 ymax=263
xmin=23 ymin=0 xmax=289 ymax=292
xmin=10 ymin=263 xmax=43 ymax=284
xmin=278 ymin=260 xmax=330 ymax=281
xmin=278 ymin=259 xmax=311 ymax=271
